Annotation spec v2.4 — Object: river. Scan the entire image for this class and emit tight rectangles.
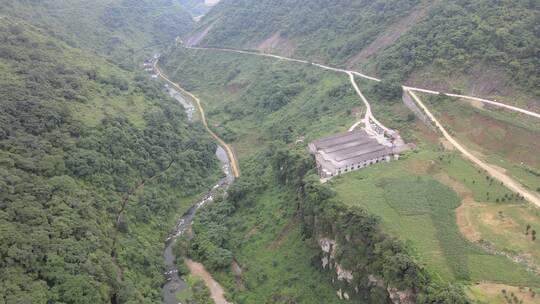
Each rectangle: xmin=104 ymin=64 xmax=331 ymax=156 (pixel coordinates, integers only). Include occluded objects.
xmin=162 ymin=85 xmax=235 ymax=304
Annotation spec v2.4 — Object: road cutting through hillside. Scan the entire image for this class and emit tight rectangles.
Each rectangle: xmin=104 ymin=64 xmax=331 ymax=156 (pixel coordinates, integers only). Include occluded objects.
xmin=153 ymin=60 xmax=241 ymax=178
xmin=185 ymin=46 xmax=389 ymax=134
xmin=183 ymin=44 xmax=540 ymax=208
xmin=186 ymin=45 xmax=540 ymax=120
xmin=406 ymin=89 xmax=540 ymax=208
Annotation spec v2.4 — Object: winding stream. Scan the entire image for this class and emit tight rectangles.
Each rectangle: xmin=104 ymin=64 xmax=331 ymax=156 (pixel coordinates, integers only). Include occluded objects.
xmin=162 ymin=85 xmax=235 ymax=304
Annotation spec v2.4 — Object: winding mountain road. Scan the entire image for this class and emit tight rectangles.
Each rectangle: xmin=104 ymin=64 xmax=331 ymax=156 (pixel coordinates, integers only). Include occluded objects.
xmin=186 ymin=45 xmax=540 ymax=120
xmin=153 ymin=60 xmax=241 ymax=178
xmin=186 ymin=46 xmax=390 ymax=134
xmin=182 ymin=44 xmax=540 ymax=208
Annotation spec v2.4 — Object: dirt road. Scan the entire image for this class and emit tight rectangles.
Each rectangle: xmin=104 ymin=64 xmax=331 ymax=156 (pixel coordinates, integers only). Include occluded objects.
xmin=407 ymin=89 xmax=540 ymax=208
xmin=153 ymin=61 xmax=241 ymax=178
xmin=182 ymin=44 xmax=540 ymax=208
xmin=186 ymin=45 xmax=540 ymax=120
xmin=185 ymin=259 xmax=231 ymax=304
xmin=186 ymin=46 xmax=390 ymax=133
xmin=347 ymin=71 xmax=393 ymax=134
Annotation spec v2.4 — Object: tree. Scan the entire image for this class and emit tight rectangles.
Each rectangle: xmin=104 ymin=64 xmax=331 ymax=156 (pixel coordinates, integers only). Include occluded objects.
xmin=373 ymin=76 xmax=403 ymax=101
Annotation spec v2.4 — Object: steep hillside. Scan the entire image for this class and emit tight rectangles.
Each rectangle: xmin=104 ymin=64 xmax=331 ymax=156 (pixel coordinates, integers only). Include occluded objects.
xmin=160 ymin=44 xmax=540 ymax=302
xmin=191 ymin=0 xmax=539 ymax=100
xmin=0 ymin=18 xmax=218 ymax=303
xmin=0 ymin=0 xmax=194 ymax=66
xmin=192 ymin=0 xmax=423 ymax=63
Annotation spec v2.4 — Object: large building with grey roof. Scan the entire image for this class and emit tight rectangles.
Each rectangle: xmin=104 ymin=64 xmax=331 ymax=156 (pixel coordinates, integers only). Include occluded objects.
xmin=308 ymin=129 xmax=404 ymax=179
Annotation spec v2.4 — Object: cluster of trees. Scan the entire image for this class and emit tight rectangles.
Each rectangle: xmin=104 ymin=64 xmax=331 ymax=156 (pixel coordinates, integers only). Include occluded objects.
xmin=372 ymin=76 xmax=403 ymax=101
xmin=285 ymin=150 xmax=471 ymax=303
xmin=525 ymin=224 xmax=537 ymax=241
xmin=373 ymin=0 xmax=539 ymax=97
xmin=181 ymin=197 xmax=235 ymax=270
xmin=0 ymin=19 xmax=218 ymax=303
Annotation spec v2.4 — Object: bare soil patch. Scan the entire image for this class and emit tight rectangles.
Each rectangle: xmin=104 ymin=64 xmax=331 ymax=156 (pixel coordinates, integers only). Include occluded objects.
xmin=468 ymin=98 xmax=484 ymax=110
xmin=469 ymin=283 xmax=540 ymax=304
xmin=185 ymin=22 xmax=215 ymax=46
xmin=231 ymin=259 xmax=245 ymax=289
xmin=434 ymin=173 xmax=482 ymax=242
xmin=403 ymin=159 xmax=433 ymax=174
xmin=479 ymin=210 xmax=518 ymax=230
xmin=255 ymin=32 xmax=296 ymax=57
xmin=185 ymin=259 xmax=231 ymax=304
xmin=456 ymin=199 xmax=482 ymax=242
xmin=348 ymin=6 xmax=428 ymax=67
xmin=439 ymin=138 xmax=455 ymax=151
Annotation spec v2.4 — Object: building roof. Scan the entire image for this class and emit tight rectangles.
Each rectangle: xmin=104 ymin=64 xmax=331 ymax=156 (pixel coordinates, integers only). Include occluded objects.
xmin=310 ymin=129 xmax=392 ymax=169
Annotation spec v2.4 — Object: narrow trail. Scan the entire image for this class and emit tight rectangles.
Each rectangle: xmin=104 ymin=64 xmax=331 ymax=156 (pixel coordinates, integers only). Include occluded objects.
xmin=182 ymin=44 xmax=540 ymax=208
xmin=406 ymin=89 xmax=540 ymax=208
xmin=153 ymin=60 xmax=241 ymax=178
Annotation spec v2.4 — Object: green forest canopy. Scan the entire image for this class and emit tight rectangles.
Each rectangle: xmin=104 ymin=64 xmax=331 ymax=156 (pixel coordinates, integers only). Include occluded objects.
xmin=0 ymin=18 xmax=218 ymax=303
xmin=194 ymin=0 xmax=539 ymax=98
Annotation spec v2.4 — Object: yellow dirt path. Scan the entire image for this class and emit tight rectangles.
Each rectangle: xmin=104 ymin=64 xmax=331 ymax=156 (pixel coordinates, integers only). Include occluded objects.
xmin=185 ymin=259 xmax=232 ymax=304
xmin=407 ymin=89 xmax=540 ymax=208
xmin=153 ymin=61 xmax=241 ymax=178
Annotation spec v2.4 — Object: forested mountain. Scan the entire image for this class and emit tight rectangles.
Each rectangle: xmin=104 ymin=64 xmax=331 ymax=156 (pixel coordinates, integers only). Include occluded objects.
xmin=0 ymin=17 xmax=218 ymax=303
xmin=191 ymin=0 xmax=539 ymax=99
xmin=0 ymin=0 xmax=194 ymax=67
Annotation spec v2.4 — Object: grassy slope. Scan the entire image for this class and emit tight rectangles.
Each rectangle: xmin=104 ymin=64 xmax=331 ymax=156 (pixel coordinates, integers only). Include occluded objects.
xmin=0 ymin=18 xmax=219 ymax=302
xmin=161 ymin=45 xmax=540 ymax=296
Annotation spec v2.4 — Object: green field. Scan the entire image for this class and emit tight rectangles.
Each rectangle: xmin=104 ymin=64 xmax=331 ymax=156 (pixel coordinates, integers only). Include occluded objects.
xmin=329 ymin=148 xmax=540 ymax=286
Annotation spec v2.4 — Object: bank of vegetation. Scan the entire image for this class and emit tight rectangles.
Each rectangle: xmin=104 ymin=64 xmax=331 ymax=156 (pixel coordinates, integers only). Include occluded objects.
xmin=0 ymin=18 xmax=218 ymax=303
xmin=193 ymin=0 xmax=539 ymax=98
